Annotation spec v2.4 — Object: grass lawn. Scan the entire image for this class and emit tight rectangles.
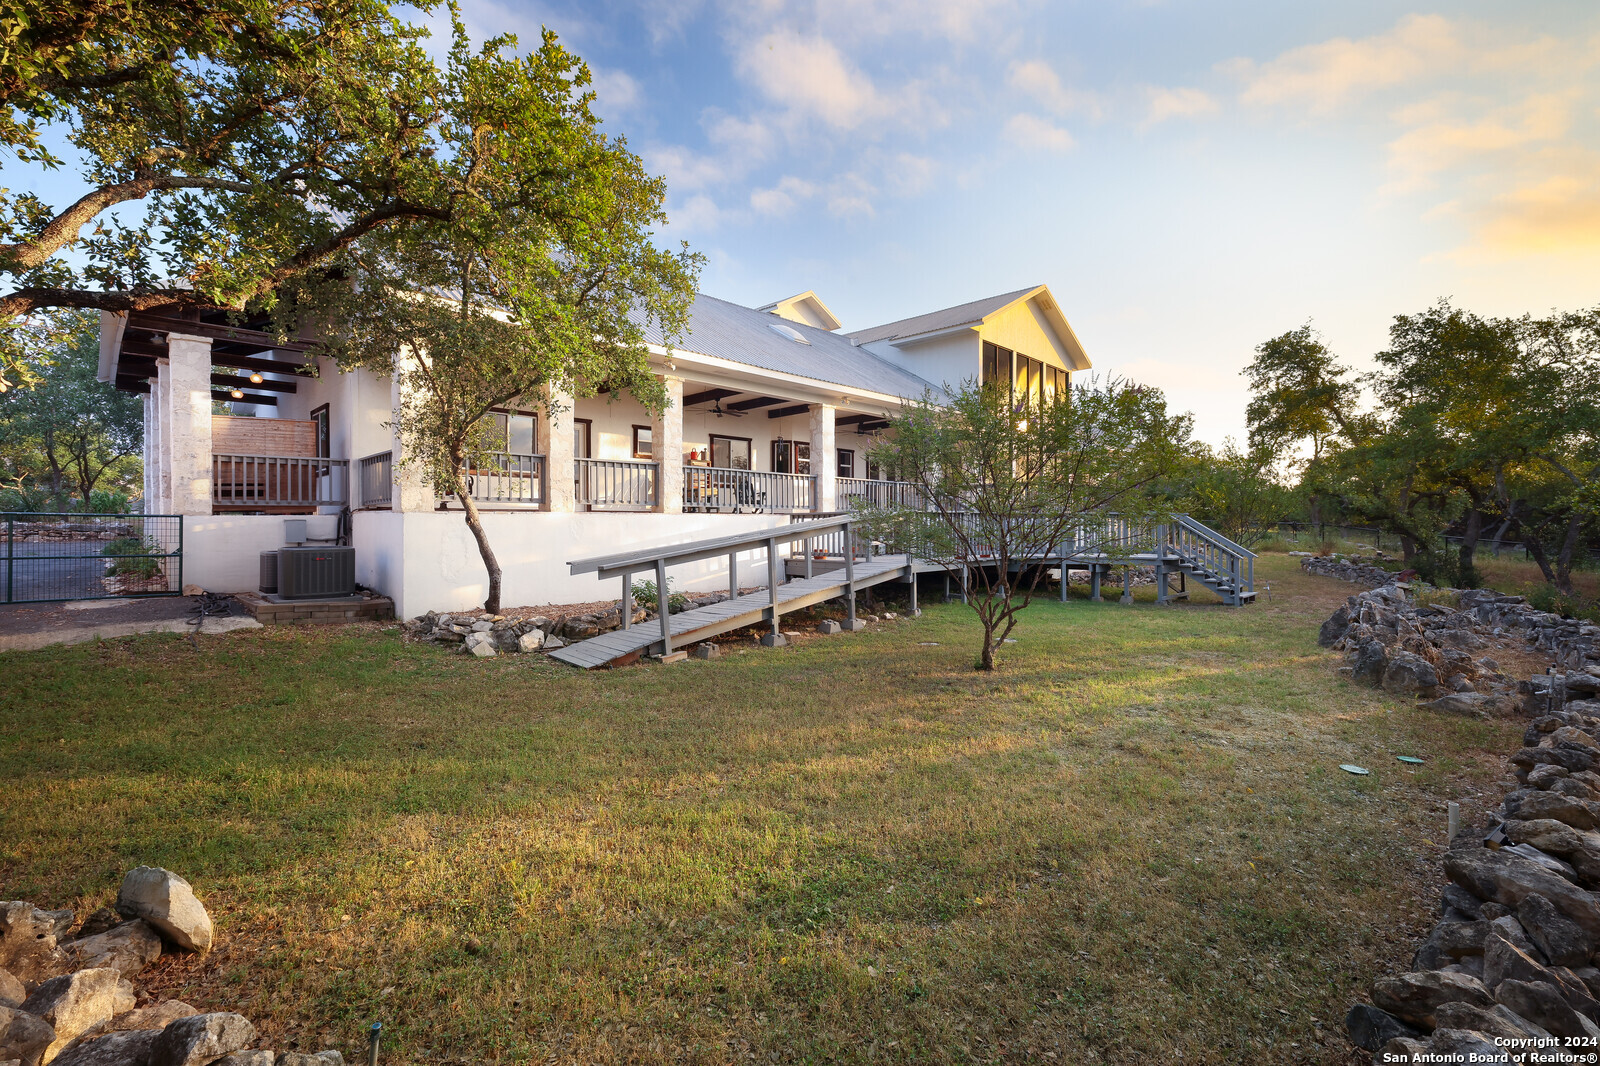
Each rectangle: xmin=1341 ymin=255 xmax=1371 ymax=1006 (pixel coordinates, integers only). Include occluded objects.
xmin=0 ymin=554 xmax=1525 ymax=1064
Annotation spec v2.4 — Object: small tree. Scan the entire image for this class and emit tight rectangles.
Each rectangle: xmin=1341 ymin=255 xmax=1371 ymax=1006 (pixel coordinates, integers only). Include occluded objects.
xmin=296 ymin=18 xmax=698 ymax=614
xmin=1173 ymin=439 xmax=1291 ymax=549
xmin=862 ymin=378 xmax=1189 ymax=671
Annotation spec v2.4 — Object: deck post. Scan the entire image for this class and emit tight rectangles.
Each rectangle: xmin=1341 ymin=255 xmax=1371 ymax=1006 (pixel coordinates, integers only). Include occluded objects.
xmin=729 ymin=551 xmax=738 ymax=601
xmin=843 ymin=522 xmax=863 ymax=629
xmin=656 ymin=557 xmax=671 ymax=655
xmin=621 ymin=572 xmax=631 ymax=630
xmin=804 ymin=536 xmax=813 ymax=579
xmin=959 ymin=566 xmax=968 ymax=605
xmin=908 ymin=571 xmax=918 ymax=615
xmin=943 ymin=572 xmax=951 ymax=603
xmin=765 ymin=537 xmax=782 ymax=640
xmin=1120 ymin=566 xmax=1134 ymax=605
xmin=1059 ymin=554 xmax=1068 ymax=603
xmin=1090 ymin=565 xmax=1102 ymax=602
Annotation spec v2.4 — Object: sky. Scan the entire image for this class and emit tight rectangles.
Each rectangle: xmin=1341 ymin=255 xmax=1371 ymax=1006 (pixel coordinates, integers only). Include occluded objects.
xmin=419 ymin=0 xmax=1600 ymax=445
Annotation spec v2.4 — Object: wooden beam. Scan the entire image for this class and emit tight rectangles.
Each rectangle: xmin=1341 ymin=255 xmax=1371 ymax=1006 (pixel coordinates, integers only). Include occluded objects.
xmin=115 ymin=377 xmax=151 ymax=394
xmin=726 ymin=396 xmax=786 ymax=411
xmin=683 ymin=387 xmax=740 ymax=407
xmin=767 ymin=404 xmax=810 ymax=419
xmin=211 ymin=372 xmax=296 ymax=394
xmin=211 ymin=390 xmax=278 ymax=406
xmin=129 ymin=313 xmax=314 ymax=352
xmin=835 ymin=413 xmax=881 ymax=426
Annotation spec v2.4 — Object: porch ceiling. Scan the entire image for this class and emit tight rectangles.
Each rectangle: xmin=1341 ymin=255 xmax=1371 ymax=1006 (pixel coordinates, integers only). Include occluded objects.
xmin=104 ymin=306 xmax=317 ymax=395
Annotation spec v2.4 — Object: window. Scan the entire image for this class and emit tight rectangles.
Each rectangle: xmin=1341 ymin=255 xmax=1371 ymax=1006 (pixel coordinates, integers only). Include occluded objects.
xmin=310 ymin=404 xmax=330 ymax=458
xmin=771 ymin=439 xmax=810 ymax=474
xmin=981 ymin=342 xmax=1011 ymax=395
xmin=710 ymin=435 xmax=752 ymax=469
xmin=573 ymin=419 xmax=591 ymax=459
xmin=837 ymin=449 xmax=854 ymax=478
xmin=485 ymin=409 xmax=537 ymax=455
xmin=632 ymin=425 xmax=653 ymax=459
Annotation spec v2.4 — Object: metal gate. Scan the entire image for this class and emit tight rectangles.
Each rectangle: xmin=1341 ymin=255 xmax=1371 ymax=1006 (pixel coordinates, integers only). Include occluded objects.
xmin=2 ymin=513 xmax=183 ymax=604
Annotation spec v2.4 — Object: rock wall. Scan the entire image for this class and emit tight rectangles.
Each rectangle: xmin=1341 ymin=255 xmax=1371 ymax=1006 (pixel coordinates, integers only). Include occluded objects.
xmin=1319 ymin=587 xmax=1600 ymax=1062
xmin=1299 ymin=553 xmax=1403 ymax=588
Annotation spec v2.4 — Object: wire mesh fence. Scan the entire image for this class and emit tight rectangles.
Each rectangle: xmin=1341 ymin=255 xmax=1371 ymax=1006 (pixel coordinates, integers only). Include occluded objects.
xmin=2 ymin=513 xmax=183 ymax=603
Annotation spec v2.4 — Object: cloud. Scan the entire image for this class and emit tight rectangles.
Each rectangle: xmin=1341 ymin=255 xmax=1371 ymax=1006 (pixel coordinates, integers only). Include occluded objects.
xmin=1006 ymin=59 xmax=1105 ymax=120
xmin=1225 ymin=14 xmax=1468 ymax=113
xmin=645 ymin=144 xmax=730 ymax=193
xmin=1002 ymin=113 xmax=1075 ymax=153
xmin=1142 ymin=86 xmax=1217 ymax=127
xmin=750 ymin=176 xmax=816 ymax=216
xmin=735 ymin=30 xmax=902 ymax=130
xmin=590 ymin=69 xmax=641 ymax=116
xmin=1385 ymin=92 xmax=1572 ymax=193
xmin=1473 ymin=169 xmax=1600 ymax=255
xmin=665 ymin=194 xmax=728 ymax=234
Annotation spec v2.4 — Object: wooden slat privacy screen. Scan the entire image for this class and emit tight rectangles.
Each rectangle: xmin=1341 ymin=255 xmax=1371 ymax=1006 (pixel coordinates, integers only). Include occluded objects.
xmin=212 ymin=415 xmax=319 ymax=457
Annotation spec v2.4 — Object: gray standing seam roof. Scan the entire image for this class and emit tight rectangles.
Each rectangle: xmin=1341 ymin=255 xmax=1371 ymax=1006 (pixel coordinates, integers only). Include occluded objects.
xmin=844 ymin=285 xmax=1039 ymax=345
xmin=641 ymin=293 xmax=941 ymax=400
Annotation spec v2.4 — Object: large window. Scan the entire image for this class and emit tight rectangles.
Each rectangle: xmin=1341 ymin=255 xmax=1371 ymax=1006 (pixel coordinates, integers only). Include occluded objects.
xmin=710 ymin=434 xmax=751 ymax=469
xmin=837 ymin=448 xmax=855 ymax=478
xmin=486 ymin=409 xmax=537 ymax=455
xmin=981 ymin=341 xmax=1069 ymax=406
xmin=771 ymin=439 xmax=810 ymax=474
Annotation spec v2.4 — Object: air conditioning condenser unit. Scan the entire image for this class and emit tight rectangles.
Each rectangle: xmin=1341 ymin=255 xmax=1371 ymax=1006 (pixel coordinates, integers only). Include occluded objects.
xmin=277 ymin=546 xmax=356 ymax=600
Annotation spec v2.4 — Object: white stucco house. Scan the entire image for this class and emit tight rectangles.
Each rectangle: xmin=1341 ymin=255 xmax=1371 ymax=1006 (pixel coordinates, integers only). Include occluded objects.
xmin=97 ymin=284 xmax=1089 ymax=616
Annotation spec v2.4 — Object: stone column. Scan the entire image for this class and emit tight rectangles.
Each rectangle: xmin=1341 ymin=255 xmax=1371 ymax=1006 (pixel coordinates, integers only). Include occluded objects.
xmin=140 ymin=392 xmax=156 ymax=511
xmin=652 ymin=375 xmax=683 ymax=514
xmin=541 ymin=381 xmax=576 ymax=513
xmin=389 ymin=348 xmax=434 ymax=512
xmin=163 ymin=333 xmax=214 ymax=515
xmin=809 ymin=403 xmax=836 ymax=513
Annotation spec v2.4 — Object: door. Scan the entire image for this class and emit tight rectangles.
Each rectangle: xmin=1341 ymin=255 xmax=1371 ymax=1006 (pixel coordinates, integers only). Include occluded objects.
xmin=574 ymin=419 xmax=592 ymax=507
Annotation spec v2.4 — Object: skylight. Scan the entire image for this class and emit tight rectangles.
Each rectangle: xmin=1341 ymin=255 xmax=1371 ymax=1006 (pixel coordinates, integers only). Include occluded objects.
xmin=768 ymin=322 xmax=811 ymax=345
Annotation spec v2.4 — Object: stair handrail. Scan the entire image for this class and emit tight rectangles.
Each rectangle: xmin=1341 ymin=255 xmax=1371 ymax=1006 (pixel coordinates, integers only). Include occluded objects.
xmin=1169 ymin=513 xmax=1257 ymax=560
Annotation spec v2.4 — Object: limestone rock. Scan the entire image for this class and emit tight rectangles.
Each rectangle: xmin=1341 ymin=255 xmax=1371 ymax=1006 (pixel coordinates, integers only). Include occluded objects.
xmin=1434 ymin=1000 xmax=1553 ymax=1042
xmin=18 ymin=969 xmax=134 ymax=1062
xmin=0 ymin=971 xmax=23 ymax=1010
xmin=1424 ymin=1028 xmax=1509 ymax=1062
xmin=115 ymin=869 xmax=212 ymax=954
xmin=49 ymin=1029 xmax=161 ymax=1066
xmin=148 ymin=1013 xmax=255 ymax=1066
xmin=1345 ymin=1003 xmax=1421 ymax=1050
xmin=516 ymin=629 xmax=544 ymax=652
xmin=1445 ymin=849 xmax=1600 ymax=938
xmin=1495 ymin=979 xmax=1600 ymax=1041
xmin=207 ymin=1053 xmax=275 ymax=1066
xmin=1375 ymin=1035 xmax=1427 ymax=1063
xmin=1518 ymin=893 xmax=1598 ymax=967
xmin=0 ymin=1005 xmax=54 ymax=1066
xmin=1504 ymin=790 xmax=1600 ymax=830
xmin=62 ymin=922 xmax=162 ymax=978
xmin=108 ymin=1002 xmax=197 ymax=1033
xmin=1420 ymin=693 xmax=1494 ymax=718
xmin=1371 ymin=969 xmax=1494 ymax=1028
xmin=466 ymin=634 xmax=497 ymax=658
xmin=1318 ymin=606 xmax=1351 ymax=647
xmin=1351 ymin=641 xmax=1389 ymax=685
xmin=1503 ymin=818 xmax=1586 ymax=856
xmin=71 ymin=913 xmax=119 ymax=942
xmin=1381 ymin=652 xmax=1439 ymax=696
xmin=275 ymin=1053 xmax=344 ymax=1065
xmin=0 ymin=904 xmax=70 ymax=989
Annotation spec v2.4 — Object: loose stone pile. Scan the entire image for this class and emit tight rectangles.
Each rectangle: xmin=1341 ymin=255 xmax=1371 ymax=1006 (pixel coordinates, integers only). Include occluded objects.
xmin=1317 ymin=585 xmax=1600 ymax=1061
xmin=0 ymin=867 xmax=342 ymax=1066
xmin=1299 ymin=553 xmax=1401 ymax=588
xmin=6 ymin=523 xmax=137 ymax=544
xmin=403 ymin=591 xmax=742 ymax=657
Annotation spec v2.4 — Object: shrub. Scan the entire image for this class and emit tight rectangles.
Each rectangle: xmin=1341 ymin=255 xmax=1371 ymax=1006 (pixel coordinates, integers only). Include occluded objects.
xmin=1317 ymin=540 xmax=1336 ymax=557
xmin=634 ymin=578 xmax=689 ymax=615
xmin=1253 ymin=535 xmax=1292 ymax=553
xmin=101 ymin=536 xmax=163 ymax=579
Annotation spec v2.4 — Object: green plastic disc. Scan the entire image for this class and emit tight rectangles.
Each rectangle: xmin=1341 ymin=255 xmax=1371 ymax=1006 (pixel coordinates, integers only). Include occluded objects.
xmin=1397 ymin=756 xmax=1425 ymax=765
xmin=1340 ymin=764 xmax=1370 ymax=776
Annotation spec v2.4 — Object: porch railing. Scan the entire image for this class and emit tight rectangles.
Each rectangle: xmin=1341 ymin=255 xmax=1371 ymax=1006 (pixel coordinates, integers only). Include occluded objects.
xmin=683 ymin=466 xmax=814 ymax=513
xmin=358 ymin=451 xmax=393 ymax=509
xmin=213 ymin=454 xmax=348 ymax=509
xmin=464 ymin=452 xmax=545 ymax=506
xmin=577 ymin=457 xmax=657 ymax=510
xmin=837 ymin=477 xmax=921 ymax=511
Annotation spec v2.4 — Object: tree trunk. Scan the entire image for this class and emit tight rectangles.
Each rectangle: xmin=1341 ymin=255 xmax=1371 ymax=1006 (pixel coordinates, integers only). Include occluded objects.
xmin=451 ymin=459 xmax=503 ymax=614
xmin=1400 ymin=534 xmax=1417 ymax=563
xmin=1555 ymin=515 xmax=1583 ymax=597
xmin=1457 ymin=506 xmax=1483 ymax=586
xmin=1521 ymin=532 xmax=1558 ymax=587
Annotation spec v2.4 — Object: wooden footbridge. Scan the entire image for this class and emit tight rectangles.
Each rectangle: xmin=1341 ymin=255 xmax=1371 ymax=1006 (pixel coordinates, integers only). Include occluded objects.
xmin=548 ymin=513 xmax=1256 ymax=670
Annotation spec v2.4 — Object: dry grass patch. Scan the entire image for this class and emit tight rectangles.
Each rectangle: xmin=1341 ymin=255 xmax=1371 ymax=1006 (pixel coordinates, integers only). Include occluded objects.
xmin=0 ymin=555 xmax=1523 ymax=1063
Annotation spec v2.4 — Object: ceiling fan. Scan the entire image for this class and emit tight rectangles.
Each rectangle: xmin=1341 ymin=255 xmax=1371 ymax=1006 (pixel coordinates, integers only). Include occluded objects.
xmin=710 ymin=399 xmax=744 ymax=418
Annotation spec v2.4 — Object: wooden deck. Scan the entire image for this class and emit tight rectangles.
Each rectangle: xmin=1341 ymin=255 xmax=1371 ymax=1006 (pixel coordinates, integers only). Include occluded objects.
xmin=548 ymin=553 xmax=914 ymax=669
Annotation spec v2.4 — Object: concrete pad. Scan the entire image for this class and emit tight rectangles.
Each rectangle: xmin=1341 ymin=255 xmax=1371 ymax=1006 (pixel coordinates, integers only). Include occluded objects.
xmin=758 ymin=633 xmax=788 ymax=647
xmin=690 ymin=644 xmax=720 ymax=659
xmin=816 ymin=620 xmax=842 ymax=635
xmin=0 ymin=614 xmax=261 ymax=653
xmin=842 ymin=620 xmax=868 ymax=632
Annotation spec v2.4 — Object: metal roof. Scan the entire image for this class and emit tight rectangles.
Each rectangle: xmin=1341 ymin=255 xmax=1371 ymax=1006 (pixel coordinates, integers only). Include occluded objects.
xmin=845 ymin=285 xmax=1040 ymax=345
xmin=642 ymin=293 xmax=941 ymax=400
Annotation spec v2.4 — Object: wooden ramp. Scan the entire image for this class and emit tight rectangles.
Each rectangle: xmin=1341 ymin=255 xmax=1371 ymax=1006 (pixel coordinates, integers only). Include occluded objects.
xmin=549 ymin=553 xmax=912 ymax=669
